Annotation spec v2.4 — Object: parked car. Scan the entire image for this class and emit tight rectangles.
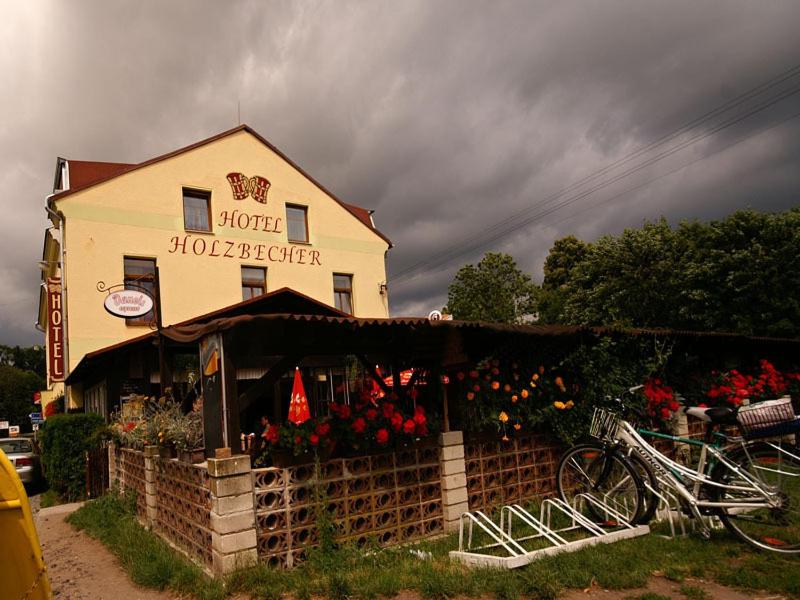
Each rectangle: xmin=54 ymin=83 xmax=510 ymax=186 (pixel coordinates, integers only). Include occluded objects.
xmin=0 ymin=437 xmax=41 ymax=485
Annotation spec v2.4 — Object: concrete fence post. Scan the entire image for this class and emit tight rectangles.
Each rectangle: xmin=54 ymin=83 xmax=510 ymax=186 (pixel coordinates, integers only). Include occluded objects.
xmin=207 ymin=452 xmax=258 ymax=575
xmin=143 ymin=445 xmax=159 ymax=527
xmin=107 ymin=441 xmax=117 ymax=489
xmin=439 ymin=430 xmax=469 ymax=532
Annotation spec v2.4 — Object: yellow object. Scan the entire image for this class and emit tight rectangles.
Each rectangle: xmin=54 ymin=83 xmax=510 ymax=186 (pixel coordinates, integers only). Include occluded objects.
xmin=0 ymin=450 xmax=52 ymax=599
xmin=566 ymin=400 xmax=575 ymax=409
xmin=553 ymin=401 xmax=566 ymax=410
xmin=498 ymin=411 xmax=509 ymax=423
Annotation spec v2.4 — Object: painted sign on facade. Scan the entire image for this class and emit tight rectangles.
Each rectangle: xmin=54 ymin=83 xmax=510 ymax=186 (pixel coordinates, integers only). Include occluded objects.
xmin=47 ymin=277 xmax=65 ymax=384
xmin=226 ymin=172 xmax=271 ymax=203
xmin=103 ymin=289 xmax=154 ymax=319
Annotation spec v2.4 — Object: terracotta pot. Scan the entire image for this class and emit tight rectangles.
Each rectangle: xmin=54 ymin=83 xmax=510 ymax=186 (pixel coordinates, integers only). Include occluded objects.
xmin=271 ymin=448 xmax=314 ymax=467
xmin=178 ymin=448 xmax=206 ymax=464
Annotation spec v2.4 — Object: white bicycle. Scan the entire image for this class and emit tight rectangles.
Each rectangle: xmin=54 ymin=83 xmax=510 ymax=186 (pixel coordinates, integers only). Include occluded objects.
xmin=557 ymin=391 xmax=800 ymax=553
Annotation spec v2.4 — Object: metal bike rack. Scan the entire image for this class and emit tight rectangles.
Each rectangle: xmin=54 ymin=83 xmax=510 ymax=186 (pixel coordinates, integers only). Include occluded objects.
xmin=450 ymin=495 xmax=650 ymax=569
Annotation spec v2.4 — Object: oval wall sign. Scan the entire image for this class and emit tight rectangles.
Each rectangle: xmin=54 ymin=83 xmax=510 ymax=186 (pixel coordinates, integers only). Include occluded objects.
xmin=104 ymin=290 xmax=154 ymax=319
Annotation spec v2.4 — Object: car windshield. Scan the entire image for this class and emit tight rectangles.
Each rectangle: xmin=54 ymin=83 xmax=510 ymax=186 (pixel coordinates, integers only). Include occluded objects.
xmin=0 ymin=439 xmax=33 ymax=454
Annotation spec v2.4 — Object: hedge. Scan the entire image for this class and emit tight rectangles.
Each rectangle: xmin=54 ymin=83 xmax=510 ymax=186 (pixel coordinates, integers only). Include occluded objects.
xmin=40 ymin=413 xmax=105 ymax=501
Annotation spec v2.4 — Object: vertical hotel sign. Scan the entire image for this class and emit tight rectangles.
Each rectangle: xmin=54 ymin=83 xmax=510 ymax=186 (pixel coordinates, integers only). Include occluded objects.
xmin=47 ymin=277 xmax=65 ymax=383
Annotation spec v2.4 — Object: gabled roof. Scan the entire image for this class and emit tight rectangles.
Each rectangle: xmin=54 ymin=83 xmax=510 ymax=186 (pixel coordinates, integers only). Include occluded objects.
xmin=67 ymin=160 xmax=136 ymax=190
xmin=50 ymin=124 xmax=391 ymax=247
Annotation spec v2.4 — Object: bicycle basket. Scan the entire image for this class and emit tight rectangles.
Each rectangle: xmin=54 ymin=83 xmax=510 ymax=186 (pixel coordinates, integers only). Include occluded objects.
xmin=737 ymin=396 xmax=796 ymax=435
xmin=590 ymin=407 xmax=621 ymax=441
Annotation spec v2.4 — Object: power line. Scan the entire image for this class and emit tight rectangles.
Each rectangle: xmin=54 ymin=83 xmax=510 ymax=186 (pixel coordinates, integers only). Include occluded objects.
xmin=472 ymin=62 xmax=800 ymax=243
xmin=390 ymin=71 xmax=800 ymax=283
xmin=391 ymin=101 xmax=800 ymax=287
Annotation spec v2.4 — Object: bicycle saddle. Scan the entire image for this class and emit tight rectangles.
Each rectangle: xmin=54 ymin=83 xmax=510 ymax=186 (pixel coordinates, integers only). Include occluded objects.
xmin=685 ymin=405 xmax=738 ymax=424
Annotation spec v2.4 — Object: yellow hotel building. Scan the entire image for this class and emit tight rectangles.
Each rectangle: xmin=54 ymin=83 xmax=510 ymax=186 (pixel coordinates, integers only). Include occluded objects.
xmin=36 ymin=125 xmax=392 ymax=410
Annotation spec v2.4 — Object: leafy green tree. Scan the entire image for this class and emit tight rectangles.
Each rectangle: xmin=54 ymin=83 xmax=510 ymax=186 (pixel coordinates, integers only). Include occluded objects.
xmin=444 ymin=252 xmax=538 ymax=323
xmin=0 ymin=365 xmax=44 ymax=430
xmin=539 ymin=235 xmax=587 ymax=323
xmin=0 ymin=345 xmax=46 ymax=379
xmin=543 ymin=208 xmax=800 ymax=337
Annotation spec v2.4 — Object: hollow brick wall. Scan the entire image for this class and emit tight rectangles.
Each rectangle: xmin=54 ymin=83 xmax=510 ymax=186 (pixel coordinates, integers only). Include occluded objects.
xmin=253 ymin=442 xmax=445 ymax=568
xmin=464 ymin=433 xmax=562 ymax=511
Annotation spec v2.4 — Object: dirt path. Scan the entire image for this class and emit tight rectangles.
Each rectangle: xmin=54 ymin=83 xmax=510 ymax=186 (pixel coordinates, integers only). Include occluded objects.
xmin=35 ymin=502 xmax=172 ymax=600
xmin=559 ymin=575 xmax=785 ymax=599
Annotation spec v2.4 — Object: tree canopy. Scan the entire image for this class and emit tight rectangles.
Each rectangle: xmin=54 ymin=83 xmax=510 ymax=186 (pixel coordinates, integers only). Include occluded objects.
xmin=540 ymin=208 xmax=800 ymax=337
xmin=444 ymin=252 xmax=538 ymax=323
xmin=0 ymin=365 xmax=43 ymax=429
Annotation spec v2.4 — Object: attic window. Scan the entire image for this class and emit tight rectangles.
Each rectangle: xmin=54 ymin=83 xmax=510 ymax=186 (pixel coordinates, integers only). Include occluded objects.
xmin=183 ymin=188 xmax=212 ymax=232
xmin=286 ymin=205 xmax=308 ymax=243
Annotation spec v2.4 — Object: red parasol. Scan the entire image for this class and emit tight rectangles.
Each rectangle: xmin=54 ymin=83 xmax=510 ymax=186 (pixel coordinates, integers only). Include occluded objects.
xmin=288 ymin=367 xmax=311 ymax=425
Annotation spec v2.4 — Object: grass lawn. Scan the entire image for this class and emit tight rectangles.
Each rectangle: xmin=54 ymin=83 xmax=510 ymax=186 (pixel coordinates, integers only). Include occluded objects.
xmin=68 ymin=493 xmax=800 ymax=600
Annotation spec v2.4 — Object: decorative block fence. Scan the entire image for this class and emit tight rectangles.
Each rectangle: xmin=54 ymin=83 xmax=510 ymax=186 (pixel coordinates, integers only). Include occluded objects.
xmin=464 ymin=433 xmax=561 ymax=511
xmin=109 ymin=430 xmax=564 ymax=576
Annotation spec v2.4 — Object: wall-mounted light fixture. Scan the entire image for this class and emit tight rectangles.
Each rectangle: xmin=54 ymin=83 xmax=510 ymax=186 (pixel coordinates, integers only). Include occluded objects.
xmin=379 ymin=282 xmax=388 ymax=295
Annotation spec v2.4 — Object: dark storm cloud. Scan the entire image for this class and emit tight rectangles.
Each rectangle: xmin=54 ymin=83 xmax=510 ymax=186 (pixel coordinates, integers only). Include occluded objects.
xmin=1 ymin=0 xmax=799 ymax=344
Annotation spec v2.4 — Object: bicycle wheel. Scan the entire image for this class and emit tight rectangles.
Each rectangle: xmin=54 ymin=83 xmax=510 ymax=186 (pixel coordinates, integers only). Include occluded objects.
xmin=711 ymin=441 xmax=800 ymax=553
xmin=622 ymin=449 xmax=661 ymax=524
xmin=557 ymin=443 xmax=646 ymax=525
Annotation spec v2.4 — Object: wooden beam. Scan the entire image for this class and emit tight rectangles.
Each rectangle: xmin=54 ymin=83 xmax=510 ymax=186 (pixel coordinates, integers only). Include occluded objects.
xmin=238 ymin=354 xmax=302 ymax=413
xmin=354 ymin=354 xmax=392 ymax=396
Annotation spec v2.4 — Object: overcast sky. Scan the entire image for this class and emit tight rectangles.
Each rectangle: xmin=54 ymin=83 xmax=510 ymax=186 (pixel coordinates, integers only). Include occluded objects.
xmin=1 ymin=0 xmax=799 ymax=346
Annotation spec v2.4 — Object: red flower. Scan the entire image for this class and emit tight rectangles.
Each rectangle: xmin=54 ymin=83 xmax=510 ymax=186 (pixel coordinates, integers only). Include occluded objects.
xmin=338 ymin=404 xmax=352 ymax=419
xmin=376 ymin=428 xmax=390 ymax=445
xmin=315 ymin=422 xmax=331 ymax=436
xmin=415 ymin=423 xmax=428 ymax=436
xmin=456 ymin=372 xmax=465 ymax=381
xmin=265 ymin=425 xmax=280 ymax=444
xmin=414 ymin=405 xmax=426 ymax=416
xmin=365 ymin=408 xmax=378 ymax=421
xmin=123 ymin=421 xmax=136 ymax=433
xmin=381 ymin=402 xmax=395 ymax=419
xmin=403 ymin=419 xmax=416 ymax=434
xmin=391 ymin=412 xmax=404 ymax=432
xmin=294 ymin=435 xmax=302 ymax=445
xmin=352 ymin=418 xmax=367 ymax=434
xmin=469 ymin=370 xmax=479 ymax=379
xmin=413 ymin=412 xmax=427 ymax=426
xmin=309 ymin=434 xmax=319 ymax=446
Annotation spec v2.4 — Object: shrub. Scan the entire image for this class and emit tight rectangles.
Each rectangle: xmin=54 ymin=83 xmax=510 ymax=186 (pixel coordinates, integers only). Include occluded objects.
xmin=39 ymin=413 xmax=105 ymax=501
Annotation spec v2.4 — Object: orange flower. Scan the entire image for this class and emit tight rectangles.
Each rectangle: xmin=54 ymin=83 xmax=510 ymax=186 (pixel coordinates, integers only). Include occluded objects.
xmin=539 ymin=366 xmax=545 ymax=375
xmin=498 ymin=411 xmax=509 ymax=423
xmin=553 ymin=401 xmax=566 ymax=410
xmin=513 ymin=423 xmax=522 ymax=431
xmin=503 ymin=383 xmax=512 ymax=392
xmin=466 ymin=392 xmax=475 ymax=401
xmin=502 ymin=435 xmax=510 ymax=442
xmin=532 ymin=373 xmax=540 ymax=381
xmin=521 ymin=389 xmax=529 ymax=399
xmin=491 ymin=381 xmax=500 ymax=390
xmin=511 ymin=395 xmax=518 ymax=403
xmin=565 ymin=400 xmax=574 ymax=409
xmin=555 ymin=376 xmax=564 ymax=388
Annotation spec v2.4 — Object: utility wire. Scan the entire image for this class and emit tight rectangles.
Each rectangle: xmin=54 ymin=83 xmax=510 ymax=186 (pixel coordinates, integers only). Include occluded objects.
xmin=391 ymin=91 xmax=800 ymax=286
xmin=470 ymin=62 xmax=800 ymax=242
xmin=390 ymin=76 xmax=800 ymax=283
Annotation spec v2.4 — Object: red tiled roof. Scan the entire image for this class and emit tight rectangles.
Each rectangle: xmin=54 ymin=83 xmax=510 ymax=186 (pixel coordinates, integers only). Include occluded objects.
xmin=52 ymin=125 xmax=391 ymax=247
xmin=67 ymin=160 xmax=136 ymax=190
xmin=341 ymin=202 xmax=374 ymax=230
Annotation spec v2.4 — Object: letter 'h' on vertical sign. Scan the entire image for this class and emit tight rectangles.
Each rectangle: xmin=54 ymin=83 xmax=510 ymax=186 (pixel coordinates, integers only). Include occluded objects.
xmin=47 ymin=277 xmax=65 ymax=383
